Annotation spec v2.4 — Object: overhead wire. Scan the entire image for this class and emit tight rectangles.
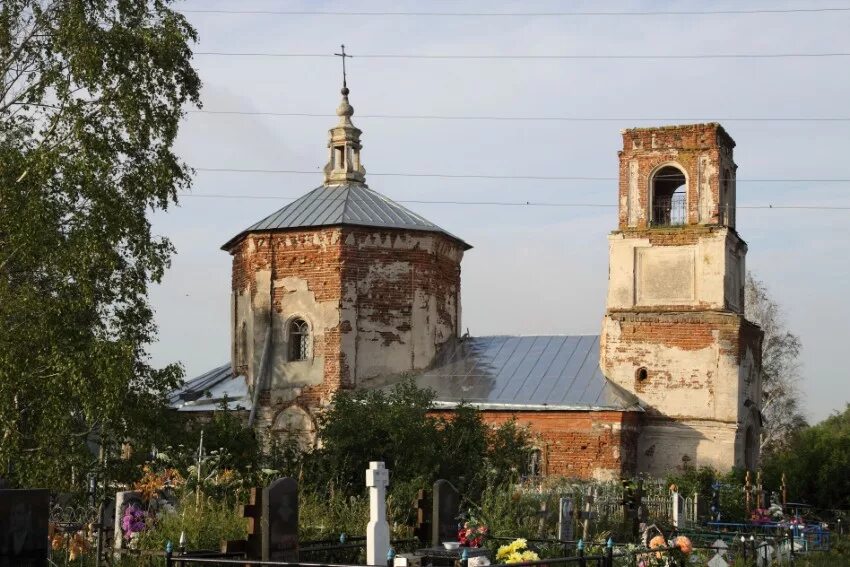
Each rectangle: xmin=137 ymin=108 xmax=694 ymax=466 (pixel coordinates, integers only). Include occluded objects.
xmin=177 ymin=192 xmax=850 ymax=211
xmin=188 ymin=110 xmax=850 ymax=123
xmin=193 ymin=51 xmax=850 ymax=60
xmin=192 ymin=168 xmax=850 ymax=184
xmin=179 ymin=7 xmax=850 ymax=17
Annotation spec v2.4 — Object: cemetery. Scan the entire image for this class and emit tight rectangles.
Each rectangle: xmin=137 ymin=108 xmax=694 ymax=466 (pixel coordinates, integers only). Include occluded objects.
xmin=1 ymin=384 xmax=846 ymax=567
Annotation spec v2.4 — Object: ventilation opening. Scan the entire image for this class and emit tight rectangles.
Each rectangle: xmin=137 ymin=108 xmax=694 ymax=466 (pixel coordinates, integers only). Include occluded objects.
xmin=636 ymin=367 xmax=648 ymax=382
xmin=651 ymin=166 xmax=687 ymax=226
xmin=334 ymin=146 xmax=345 ymax=169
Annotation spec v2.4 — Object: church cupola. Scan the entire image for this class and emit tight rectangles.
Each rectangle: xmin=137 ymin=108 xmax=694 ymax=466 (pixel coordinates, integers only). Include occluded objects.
xmin=323 ymin=86 xmax=366 ymax=184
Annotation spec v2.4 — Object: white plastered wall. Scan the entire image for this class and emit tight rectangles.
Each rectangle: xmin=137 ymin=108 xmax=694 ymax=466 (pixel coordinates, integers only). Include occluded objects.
xmin=606 ymin=229 xmax=745 ymax=311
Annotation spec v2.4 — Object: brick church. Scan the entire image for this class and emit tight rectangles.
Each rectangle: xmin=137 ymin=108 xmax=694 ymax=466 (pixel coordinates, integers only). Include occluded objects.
xmin=170 ymin=85 xmax=763 ymax=480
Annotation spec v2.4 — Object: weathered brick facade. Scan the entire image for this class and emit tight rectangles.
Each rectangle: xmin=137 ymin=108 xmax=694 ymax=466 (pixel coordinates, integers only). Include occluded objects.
xmin=618 ymin=123 xmax=737 ymax=230
xmin=226 ymin=226 xmax=464 ymax=439
xmin=602 ymin=124 xmax=763 ymax=475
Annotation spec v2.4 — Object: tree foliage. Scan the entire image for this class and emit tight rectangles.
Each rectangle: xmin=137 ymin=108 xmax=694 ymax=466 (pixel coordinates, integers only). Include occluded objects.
xmin=745 ymin=272 xmax=807 ymax=454
xmin=0 ymin=0 xmax=200 ymax=489
xmin=763 ymin=405 xmax=850 ymax=510
xmin=307 ymin=379 xmax=534 ymax=500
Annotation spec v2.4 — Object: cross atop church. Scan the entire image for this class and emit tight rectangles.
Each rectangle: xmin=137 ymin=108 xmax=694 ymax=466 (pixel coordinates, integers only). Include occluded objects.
xmin=334 ymin=44 xmax=352 ymax=89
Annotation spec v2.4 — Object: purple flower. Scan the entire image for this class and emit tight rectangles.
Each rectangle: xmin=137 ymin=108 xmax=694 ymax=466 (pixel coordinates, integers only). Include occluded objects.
xmin=121 ymin=504 xmax=148 ymax=538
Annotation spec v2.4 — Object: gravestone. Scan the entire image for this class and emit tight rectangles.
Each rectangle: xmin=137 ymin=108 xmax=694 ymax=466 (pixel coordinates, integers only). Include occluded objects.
xmin=557 ymin=497 xmax=574 ymax=541
xmin=431 ymin=479 xmax=460 ymax=547
xmin=366 ymin=462 xmax=390 ymax=566
xmin=263 ymin=477 xmax=298 ymax=561
xmin=0 ymin=489 xmax=49 ymax=567
xmin=113 ymin=490 xmax=142 ymax=552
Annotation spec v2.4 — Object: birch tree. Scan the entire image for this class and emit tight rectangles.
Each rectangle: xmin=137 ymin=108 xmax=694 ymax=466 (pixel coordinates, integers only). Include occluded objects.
xmin=0 ymin=0 xmax=200 ymax=488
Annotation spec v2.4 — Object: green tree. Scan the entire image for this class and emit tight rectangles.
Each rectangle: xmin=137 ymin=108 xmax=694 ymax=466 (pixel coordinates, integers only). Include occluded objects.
xmin=310 ymin=379 xmax=440 ymax=493
xmin=308 ymin=379 xmax=533 ymax=503
xmin=763 ymin=404 xmax=850 ymax=510
xmin=0 ymin=0 xmax=200 ymax=489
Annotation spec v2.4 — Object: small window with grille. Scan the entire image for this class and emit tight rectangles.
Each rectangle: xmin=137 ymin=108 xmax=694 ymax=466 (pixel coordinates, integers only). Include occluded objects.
xmin=288 ymin=318 xmax=310 ymax=361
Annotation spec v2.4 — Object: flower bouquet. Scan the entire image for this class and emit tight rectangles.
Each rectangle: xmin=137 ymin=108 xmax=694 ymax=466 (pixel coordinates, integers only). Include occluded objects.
xmin=121 ymin=503 xmax=148 ymax=549
xmin=496 ymin=538 xmax=539 ymax=564
xmin=458 ymin=516 xmax=489 ymax=548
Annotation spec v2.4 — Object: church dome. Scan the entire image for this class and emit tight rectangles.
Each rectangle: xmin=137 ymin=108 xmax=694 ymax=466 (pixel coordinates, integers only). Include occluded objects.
xmin=222 ymin=181 xmax=469 ymax=251
xmin=222 ymin=83 xmax=469 ymax=251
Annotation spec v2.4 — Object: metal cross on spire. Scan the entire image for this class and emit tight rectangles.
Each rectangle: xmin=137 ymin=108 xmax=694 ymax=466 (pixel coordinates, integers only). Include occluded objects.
xmin=334 ymin=44 xmax=352 ymax=89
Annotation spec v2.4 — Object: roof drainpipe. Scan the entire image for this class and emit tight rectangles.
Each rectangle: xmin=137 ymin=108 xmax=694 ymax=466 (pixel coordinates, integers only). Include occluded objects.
xmin=248 ymin=251 xmax=276 ymax=428
xmin=247 ymin=326 xmax=272 ymax=427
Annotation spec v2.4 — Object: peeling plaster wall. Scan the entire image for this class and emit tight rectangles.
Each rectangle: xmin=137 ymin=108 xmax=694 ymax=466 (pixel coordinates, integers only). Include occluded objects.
xmin=606 ymin=227 xmax=746 ymax=314
xmin=604 ymin=124 xmax=762 ymax=475
xmin=229 ymin=228 xmax=346 ymax=435
xmin=228 ymin=225 xmax=464 ymax=441
xmin=601 ymin=311 xmax=761 ymax=473
xmin=340 ymin=228 xmax=464 ymax=382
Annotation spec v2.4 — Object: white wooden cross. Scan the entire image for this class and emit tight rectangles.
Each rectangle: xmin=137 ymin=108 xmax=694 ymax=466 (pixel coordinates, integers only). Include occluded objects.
xmin=366 ymin=462 xmax=390 ymax=565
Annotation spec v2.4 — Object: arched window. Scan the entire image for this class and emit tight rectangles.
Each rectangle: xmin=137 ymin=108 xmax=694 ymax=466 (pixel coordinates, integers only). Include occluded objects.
xmin=527 ymin=447 xmax=543 ymax=477
xmin=288 ymin=318 xmax=310 ymax=361
xmin=651 ymin=166 xmax=687 ymax=227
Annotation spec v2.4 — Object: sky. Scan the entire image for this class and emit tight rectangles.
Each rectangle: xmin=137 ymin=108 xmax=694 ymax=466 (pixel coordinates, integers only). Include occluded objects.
xmin=148 ymin=0 xmax=850 ymax=423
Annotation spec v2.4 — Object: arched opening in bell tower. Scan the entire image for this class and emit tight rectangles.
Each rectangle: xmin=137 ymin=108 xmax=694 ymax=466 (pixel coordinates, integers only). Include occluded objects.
xmin=650 ymin=165 xmax=687 ymax=227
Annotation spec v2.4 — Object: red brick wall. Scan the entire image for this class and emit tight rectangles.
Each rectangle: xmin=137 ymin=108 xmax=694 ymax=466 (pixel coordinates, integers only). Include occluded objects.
xmin=430 ymin=409 xmax=640 ymax=479
xmin=617 ymin=123 xmax=736 ymax=230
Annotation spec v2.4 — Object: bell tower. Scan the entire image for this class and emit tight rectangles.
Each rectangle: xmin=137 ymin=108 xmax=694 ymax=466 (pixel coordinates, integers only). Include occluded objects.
xmin=600 ymin=124 xmax=763 ymax=475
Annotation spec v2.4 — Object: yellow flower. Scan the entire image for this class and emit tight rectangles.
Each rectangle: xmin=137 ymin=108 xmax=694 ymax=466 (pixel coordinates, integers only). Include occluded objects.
xmin=498 ymin=538 xmax=532 ymax=563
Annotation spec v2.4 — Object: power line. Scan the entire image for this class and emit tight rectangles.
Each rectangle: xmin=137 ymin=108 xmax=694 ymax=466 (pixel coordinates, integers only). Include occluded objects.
xmin=188 ymin=110 xmax=850 ymax=123
xmin=193 ymin=50 xmax=850 ymax=61
xmin=179 ymin=7 xmax=850 ymax=17
xmin=178 ymin=192 xmax=850 ymax=211
xmin=192 ymin=167 xmax=850 ymax=184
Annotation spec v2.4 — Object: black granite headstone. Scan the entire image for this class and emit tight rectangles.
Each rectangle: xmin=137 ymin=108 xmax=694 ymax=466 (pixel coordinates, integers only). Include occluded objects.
xmin=431 ymin=479 xmax=460 ymax=547
xmin=0 ymin=489 xmax=49 ymax=567
xmin=263 ymin=477 xmax=298 ymax=561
